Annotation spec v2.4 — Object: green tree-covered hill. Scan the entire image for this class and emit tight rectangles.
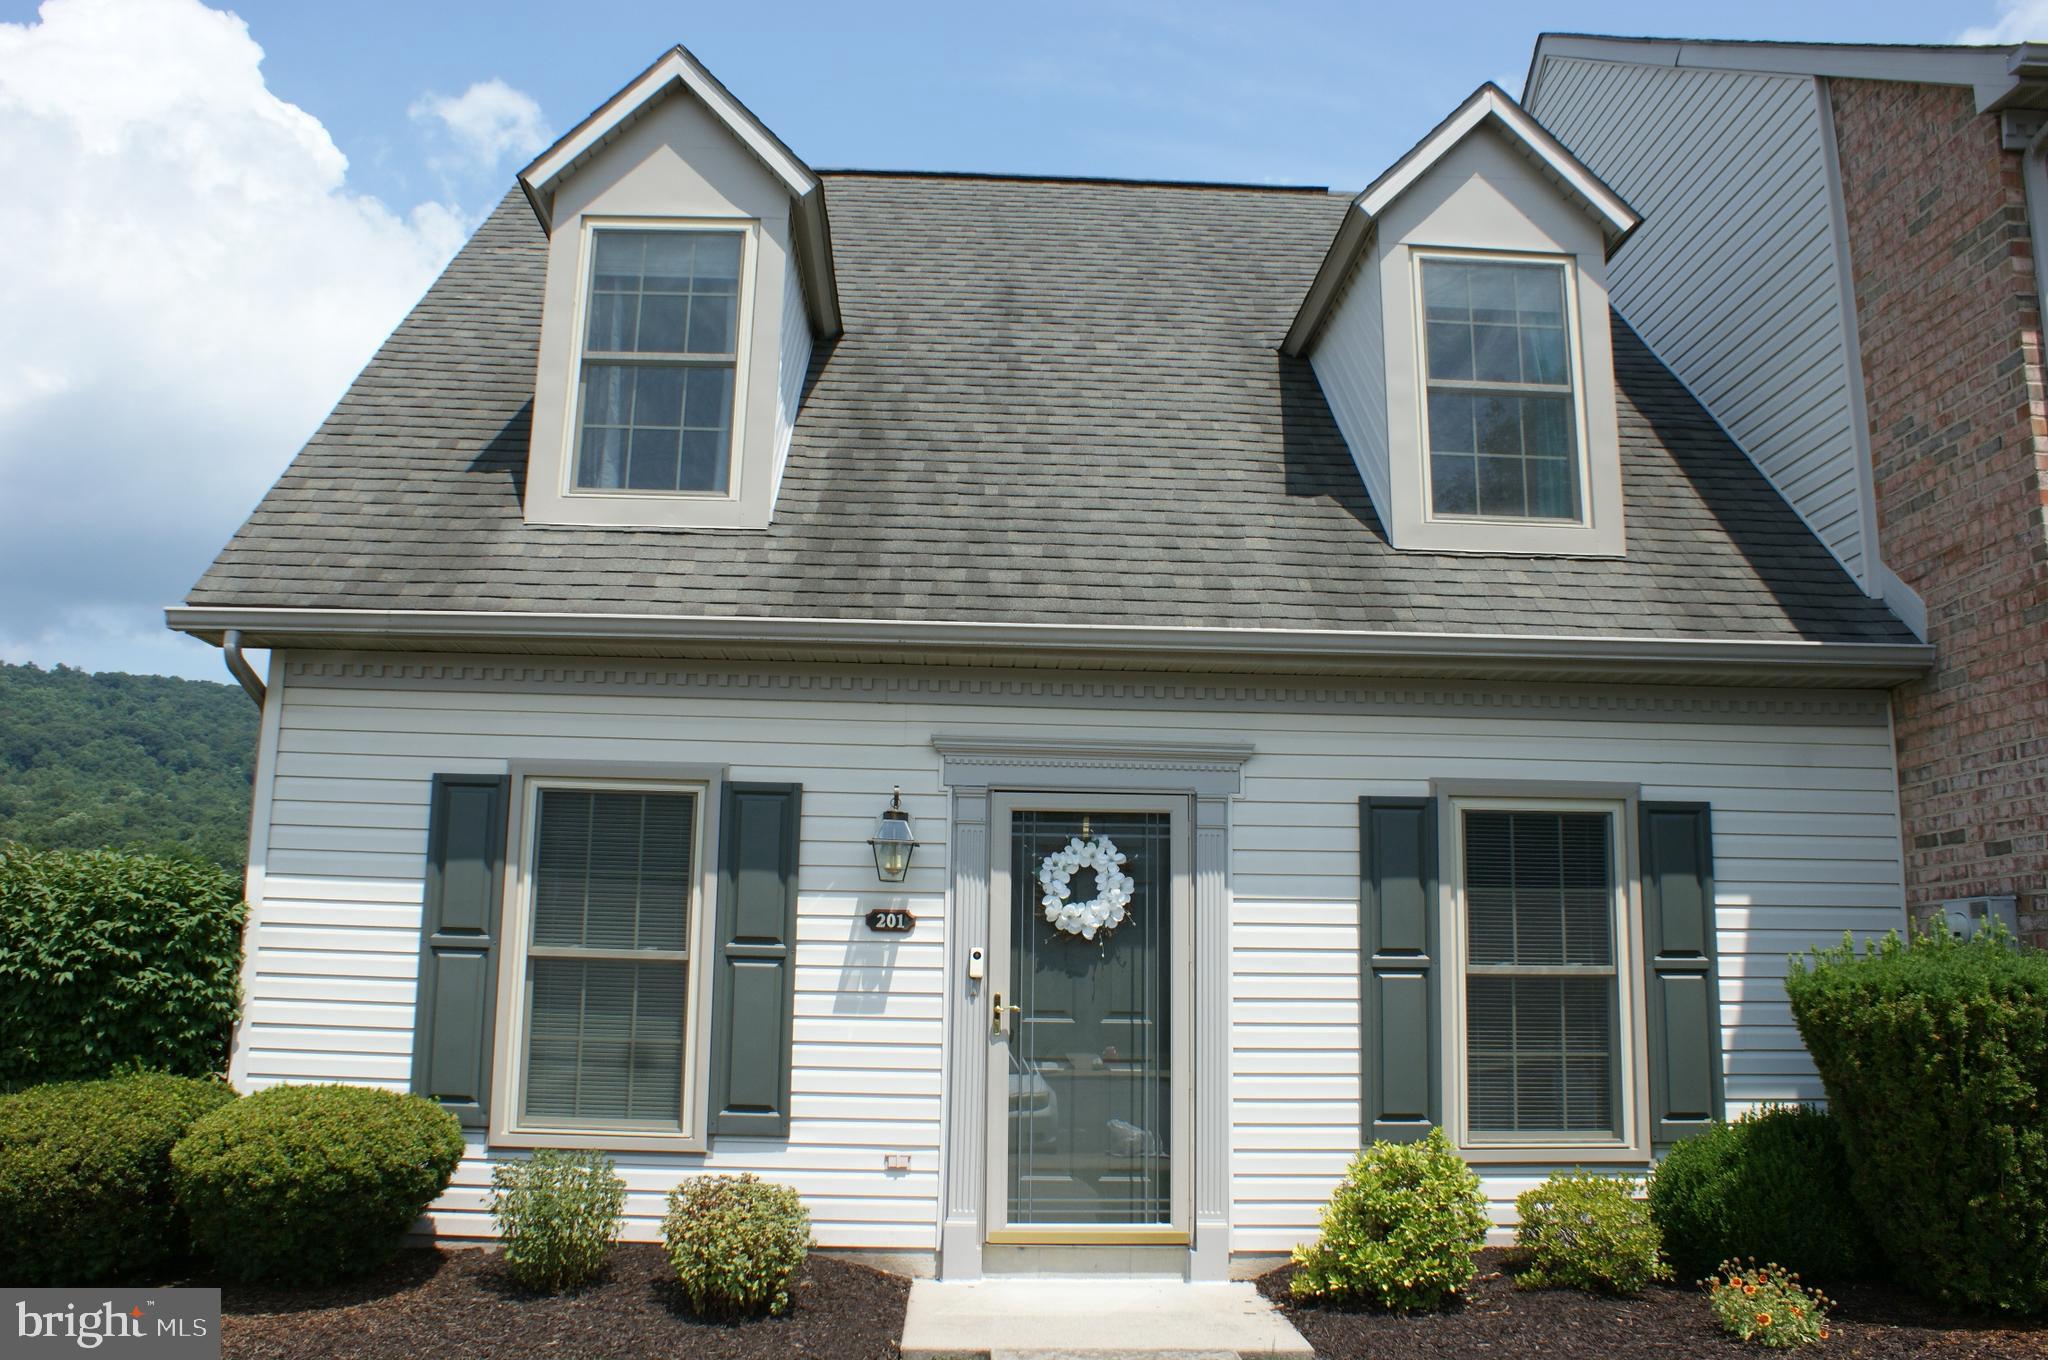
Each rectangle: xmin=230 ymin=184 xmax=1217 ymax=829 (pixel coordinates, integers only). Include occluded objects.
xmin=0 ymin=662 xmax=257 ymax=867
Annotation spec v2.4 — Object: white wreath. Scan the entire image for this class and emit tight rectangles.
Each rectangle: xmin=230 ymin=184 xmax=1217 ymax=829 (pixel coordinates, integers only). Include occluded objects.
xmin=1037 ymin=835 xmax=1134 ymax=940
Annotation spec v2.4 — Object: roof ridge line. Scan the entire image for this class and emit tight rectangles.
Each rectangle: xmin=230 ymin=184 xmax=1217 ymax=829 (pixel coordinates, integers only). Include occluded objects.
xmin=816 ymin=167 xmax=1338 ymax=194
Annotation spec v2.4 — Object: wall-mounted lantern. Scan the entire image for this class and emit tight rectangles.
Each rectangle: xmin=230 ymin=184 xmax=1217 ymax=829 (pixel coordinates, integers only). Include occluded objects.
xmin=868 ymin=786 xmax=919 ymax=883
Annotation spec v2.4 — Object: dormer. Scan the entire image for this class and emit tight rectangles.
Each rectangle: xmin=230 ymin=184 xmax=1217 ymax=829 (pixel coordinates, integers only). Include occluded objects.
xmin=517 ymin=47 xmax=840 ymax=531
xmin=1286 ymin=86 xmax=1639 ymax=556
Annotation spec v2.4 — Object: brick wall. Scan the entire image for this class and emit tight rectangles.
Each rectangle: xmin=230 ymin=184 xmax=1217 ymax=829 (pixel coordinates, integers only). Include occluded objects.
xmin=1830 ymin=78 xmax=2048 ymax=944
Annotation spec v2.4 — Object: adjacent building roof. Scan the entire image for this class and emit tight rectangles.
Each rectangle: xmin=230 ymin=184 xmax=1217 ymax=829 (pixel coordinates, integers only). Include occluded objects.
xmin=1524 ymin=34 xmax=2048 ymax=114
xmin=178 ymin=170 xmax=1920 ymax=675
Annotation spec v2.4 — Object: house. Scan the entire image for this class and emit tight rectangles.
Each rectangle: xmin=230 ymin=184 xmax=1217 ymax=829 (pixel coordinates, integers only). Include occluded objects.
xmin=169 ymin=46 xmax=1933 ymax=1281
xmin=1525 ymin=34 xmax=2048 ymax=947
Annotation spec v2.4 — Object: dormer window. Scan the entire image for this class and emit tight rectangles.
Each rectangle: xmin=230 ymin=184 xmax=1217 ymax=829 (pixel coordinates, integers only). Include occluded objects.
xmin=1284 ymin=86 xmax=1637 ymax=558
xmin=574 ymin=226 xmax=747 ymax=496
xmin=1418 ymin=255 xmax=1582 ymax=523
xmin=515 ymin=46 xmax=840 ymax=532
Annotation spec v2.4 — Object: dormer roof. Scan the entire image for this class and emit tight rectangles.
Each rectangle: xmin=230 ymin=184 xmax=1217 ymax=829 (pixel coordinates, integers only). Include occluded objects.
xmin=518 ymin=45 xmax=842 ymax=339
xmin=1282 ymin=83 xmax=1639 ymax=356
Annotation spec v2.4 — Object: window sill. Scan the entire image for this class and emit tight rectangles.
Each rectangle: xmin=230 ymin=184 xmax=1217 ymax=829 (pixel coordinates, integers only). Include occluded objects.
xmin=1458 ymin=1139 xmax=1649 ymax=1166
xmin=490 ymin=1125 xmax=709 ymax=1155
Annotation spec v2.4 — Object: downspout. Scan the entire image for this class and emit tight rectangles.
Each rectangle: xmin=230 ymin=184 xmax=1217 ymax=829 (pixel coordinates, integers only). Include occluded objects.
xmin=222 ymin=629 xmax=266 ymax=707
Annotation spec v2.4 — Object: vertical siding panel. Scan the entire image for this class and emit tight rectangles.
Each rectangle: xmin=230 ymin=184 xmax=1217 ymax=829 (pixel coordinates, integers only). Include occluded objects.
xmin=1530 ymin=59 xmax=1871 ymax=583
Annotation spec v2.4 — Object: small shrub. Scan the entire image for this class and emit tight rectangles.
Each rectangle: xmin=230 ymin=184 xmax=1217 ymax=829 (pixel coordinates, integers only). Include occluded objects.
xmin=171 ymin=1084 xmax=463 ymax=1283
xmin=1648 ymin=1106 xmax=1876 ymax=1283
xmin=0 ymin=1072 xmax=235 ymax=1284
xmin=0 ymin=845 xmax=246 ymax=1089
xmin=1787 ymin=926 xmax=2048 ymax=1312
xmin=1514 ymin=1171 xmax=1669 ymax=1295
xmin=1289 ymin=1127 xmax=1489 ymax=1313
xmin=662 ymin=1174 xmax=811 ymax=1317
xmin=490 ymin=1149 xmax=626 ymax=1293
xmin=1706 ymin=1259 xmax=1834 ymax=1348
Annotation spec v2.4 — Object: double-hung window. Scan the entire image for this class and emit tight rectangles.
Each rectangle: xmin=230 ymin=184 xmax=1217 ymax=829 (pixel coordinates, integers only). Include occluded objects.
xmin=1457 ymin=803 xmax=1623 ymax=1142
xmin=515 ymin=782 xmax=707 ymax=1135
xmin=573 ymin=227 xmax=745 ymax=495
xmin=1420 ymin=256 xmax=1582 ymax=522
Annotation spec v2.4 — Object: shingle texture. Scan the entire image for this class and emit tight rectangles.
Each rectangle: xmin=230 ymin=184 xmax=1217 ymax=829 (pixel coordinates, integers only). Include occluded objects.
xmin=188 ymin=174 xmax=1912 ymax=643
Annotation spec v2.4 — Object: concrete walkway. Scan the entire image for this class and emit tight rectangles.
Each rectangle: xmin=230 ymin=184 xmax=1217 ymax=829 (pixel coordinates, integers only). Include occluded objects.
xmin=899 ymin=1278 xmax=1314 ymax=1359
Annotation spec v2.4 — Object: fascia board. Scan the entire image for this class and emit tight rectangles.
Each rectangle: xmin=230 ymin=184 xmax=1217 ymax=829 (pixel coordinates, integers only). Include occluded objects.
xmin=1284 ymin=84 xmax=1638 ymax=354
xmin=164 ymin=605 xmax=1934 ymax=683
xmin=518 ymin=46 xmax=820 ymax=228
xmin=516 ymin=45 xmax=840 ymax=339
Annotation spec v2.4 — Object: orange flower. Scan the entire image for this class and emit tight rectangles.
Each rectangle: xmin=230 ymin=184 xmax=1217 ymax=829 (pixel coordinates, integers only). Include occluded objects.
xmin=1744 ymin=1284 xmax=1757 ymax=1296
xmin=1756 ymin=1313 xmax=1772 ymax=1328
xmin=1819 ymin=1329 xmax=1830 ymax=1341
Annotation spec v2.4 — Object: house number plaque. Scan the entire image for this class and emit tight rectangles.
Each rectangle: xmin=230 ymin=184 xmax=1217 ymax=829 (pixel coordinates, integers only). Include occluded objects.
xmin=866 ymin=907 xmax=915 ymax=933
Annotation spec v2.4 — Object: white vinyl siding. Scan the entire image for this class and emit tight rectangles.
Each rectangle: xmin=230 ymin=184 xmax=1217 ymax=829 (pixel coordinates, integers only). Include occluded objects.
xmin=770 ymin=242 xmax=813 ymax=504
xmin=1529 ymin=57 xmax=1873 ymax=584
xmin=1308 ymin=239 xmax=1392 ymax=518
xmin=237 ymin=656 xmax=1906 ymax=1258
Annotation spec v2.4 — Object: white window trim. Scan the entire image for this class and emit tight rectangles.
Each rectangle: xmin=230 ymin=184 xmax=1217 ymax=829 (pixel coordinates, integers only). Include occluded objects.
xmin=1411 ymin=246 xmax=1596 ymax=532
xmin=558 ymin=216 xmax=760 ymax=508
xmin=1438 ymin=791 xmax=1650 ymax=1164
xmin=489 ymin=762 xmax=725 ymax=1153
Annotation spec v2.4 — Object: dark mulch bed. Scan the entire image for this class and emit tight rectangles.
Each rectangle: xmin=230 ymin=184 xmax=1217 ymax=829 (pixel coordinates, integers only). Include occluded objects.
xmin=217 ymin=1244 xmax=907 ymax=1360
xmin=1258 ymin=1249 xmax=2048 ymax=1359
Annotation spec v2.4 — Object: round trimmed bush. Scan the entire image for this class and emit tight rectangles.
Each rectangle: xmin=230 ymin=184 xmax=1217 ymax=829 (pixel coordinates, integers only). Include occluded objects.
xmin=491 ymin=1149 xmax=626 ymax=1293
xmin=0 ymin=1072 xmax=236 ymax=1284
xmin=1648 ymin=1105 xmax=1877 ymax=1283
xmin=1514 ymin=1171 xmax=1670 ymax=1295
xmin=662 ymin=1174 xmax=811 ymax=1317
xmin=171 ymin=1084 xmax=463 ymax=1283
xmin=1787 ymin=927 xmax=2048 ymax=1312
xmin=1289 ymin=1127 xmax=1489 ymax=1313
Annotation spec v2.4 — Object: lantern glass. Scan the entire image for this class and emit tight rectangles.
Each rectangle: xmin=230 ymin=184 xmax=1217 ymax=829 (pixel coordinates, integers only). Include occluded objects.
xmin=869 ymin=804 xmax=917 ymax=883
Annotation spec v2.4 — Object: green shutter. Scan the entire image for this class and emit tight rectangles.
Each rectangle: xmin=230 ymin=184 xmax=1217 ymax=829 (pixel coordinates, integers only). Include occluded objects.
xmin=411 ymin=773 xmax=509 ymax=1129
xmin=1640 ymin=802 xmax=1723 ymax=1145
xmin=1360 ymin=797 xmax=1439 ymax=1142
xmin=710 ymin=782 xmax=802 ymax=1139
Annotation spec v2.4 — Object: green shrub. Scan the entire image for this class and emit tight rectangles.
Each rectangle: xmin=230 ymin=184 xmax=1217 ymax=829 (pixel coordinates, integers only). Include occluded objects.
xmin=1289 ymin=1127 xmax=1489 ymax=1313
xmin=0 ymin=1072 xmax=236 ymax=1284
xmin=1647 ymin=1105 xmax=1876 ymax=1283
xmin=1706 ymin=1259 xmax=1834 ymax=1348
xmin=0 ymin=844 xmax=246 ymax=1089
xmin=1513 ymin=1171 xmax=1669 ymax=1295
xmin=490 ymin=1149 xmax=626 ymax=1293
xmin=662 ymin=1174 xmax=811 ymax=1317
xmin=171 ymin=1084 xmax=463 ymax=1283
xmin=1787 ymin=927 xmax=2048 ymax=1312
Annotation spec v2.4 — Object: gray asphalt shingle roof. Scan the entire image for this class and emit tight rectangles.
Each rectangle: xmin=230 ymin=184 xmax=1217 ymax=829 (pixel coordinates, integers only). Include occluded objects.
xmin=187 ymin=173 xmax=1913 ymax=645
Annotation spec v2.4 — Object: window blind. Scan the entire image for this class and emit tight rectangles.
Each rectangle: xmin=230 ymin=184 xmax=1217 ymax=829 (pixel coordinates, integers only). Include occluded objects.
xmin=1463 ymin=809 xmax=1618 ymax=1136
xmin=523 ymin=788 xmax=695 ymax=1129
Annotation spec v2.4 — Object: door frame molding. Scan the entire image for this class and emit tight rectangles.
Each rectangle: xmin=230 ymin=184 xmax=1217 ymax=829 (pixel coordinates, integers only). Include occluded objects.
xmin=932 ymin=736 xmax=1251 ymax=1281
xmin=985 ymin=791 xmax=1193 ymax=1247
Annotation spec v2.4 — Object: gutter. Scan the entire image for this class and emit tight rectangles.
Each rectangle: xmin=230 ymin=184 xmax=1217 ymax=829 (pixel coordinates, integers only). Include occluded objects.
xmin=221 ymin=628 xmax=266 ymax=707
xmin=167 ymin=606 xmax=1934 ymax=685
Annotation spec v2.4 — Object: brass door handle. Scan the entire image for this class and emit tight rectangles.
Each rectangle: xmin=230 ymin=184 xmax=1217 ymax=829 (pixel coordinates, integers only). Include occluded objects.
xmin=991 ymin=990 xmax=1003 ymax=1036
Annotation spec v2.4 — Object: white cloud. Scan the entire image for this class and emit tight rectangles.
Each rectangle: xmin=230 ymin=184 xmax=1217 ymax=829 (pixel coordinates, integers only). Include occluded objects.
xmin=411 ymin=77 xmax=549 ymax=175
xmin=1957 ymin=0 xmax=2048 ymax=42
xmin=0 ymin=0 xmax=477 ymax=678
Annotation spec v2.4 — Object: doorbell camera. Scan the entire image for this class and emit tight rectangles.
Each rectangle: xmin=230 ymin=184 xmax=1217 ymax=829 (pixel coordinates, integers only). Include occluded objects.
xmin=967 ymin=946 xmax=986 ymax=981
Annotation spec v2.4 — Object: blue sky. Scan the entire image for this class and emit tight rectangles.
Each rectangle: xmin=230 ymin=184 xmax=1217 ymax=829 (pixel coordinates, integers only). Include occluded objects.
xmin=0 ymin=0 xmax=2029 ymax=681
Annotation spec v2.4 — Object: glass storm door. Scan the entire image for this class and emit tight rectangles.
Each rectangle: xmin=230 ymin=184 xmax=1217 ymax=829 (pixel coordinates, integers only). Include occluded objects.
xmin=986 ymin=796 xmax=1191 ymax=1244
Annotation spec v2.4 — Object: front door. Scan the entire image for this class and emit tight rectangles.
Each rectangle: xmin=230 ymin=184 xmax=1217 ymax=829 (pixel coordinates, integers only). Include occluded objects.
xmin=986 ymin=794 xmax=1192 ymax=1246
